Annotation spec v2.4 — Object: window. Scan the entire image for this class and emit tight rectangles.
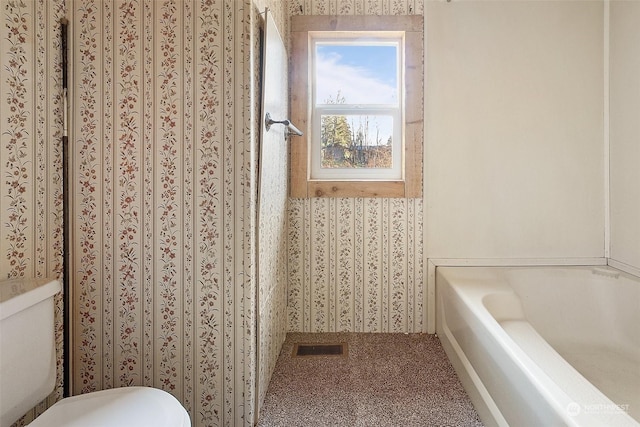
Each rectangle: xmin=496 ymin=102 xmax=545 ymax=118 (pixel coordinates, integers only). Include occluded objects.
xmin=312 ymin=36 xmax=402 ymax=180
xmin=290 ymin=15 xmax=423 ymax=198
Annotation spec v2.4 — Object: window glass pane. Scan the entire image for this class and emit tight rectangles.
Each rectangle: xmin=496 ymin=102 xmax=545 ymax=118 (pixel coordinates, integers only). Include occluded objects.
xmin=320 ymin=115 xmax=393 ymax=169
xmin=315 ymin=43 xmax=398 ymax=106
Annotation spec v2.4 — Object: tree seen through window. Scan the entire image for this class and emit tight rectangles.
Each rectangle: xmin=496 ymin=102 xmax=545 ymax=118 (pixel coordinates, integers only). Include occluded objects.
xmin=320 ymin=92 xmax=393 ymax=169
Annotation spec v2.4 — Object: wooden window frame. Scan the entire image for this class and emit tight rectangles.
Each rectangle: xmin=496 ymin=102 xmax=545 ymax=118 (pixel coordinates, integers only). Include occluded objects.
xmin=290 ymin=15 xmax=423 ymax=198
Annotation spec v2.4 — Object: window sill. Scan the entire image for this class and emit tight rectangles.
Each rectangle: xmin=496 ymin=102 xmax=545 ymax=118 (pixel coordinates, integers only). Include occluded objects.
xmin=303 ymin=180 xmax=417 ymax=198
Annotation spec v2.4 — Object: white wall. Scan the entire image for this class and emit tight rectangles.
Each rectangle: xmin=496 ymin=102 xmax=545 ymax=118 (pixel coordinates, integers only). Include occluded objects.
xmin=610 ymin=0 xmax=640 ymax=273
xmin=426 ymin=1 xmax=605 ymax=260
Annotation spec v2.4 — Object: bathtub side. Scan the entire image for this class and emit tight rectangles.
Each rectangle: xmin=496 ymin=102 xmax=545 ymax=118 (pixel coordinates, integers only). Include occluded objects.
xmin=437 ymin=267 xmax=581 ymax=427
xmin=435 ymin=268 xmax=506 ymax=427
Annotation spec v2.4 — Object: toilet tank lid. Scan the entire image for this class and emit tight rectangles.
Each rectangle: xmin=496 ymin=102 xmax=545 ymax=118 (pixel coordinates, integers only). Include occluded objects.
xmin=0 ymin=278 xmax=61 ymax=320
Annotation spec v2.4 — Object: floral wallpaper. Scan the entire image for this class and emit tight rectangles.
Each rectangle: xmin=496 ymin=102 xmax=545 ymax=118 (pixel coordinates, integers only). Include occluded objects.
xmin=71 ymin=0 xmax=263 ymax=426
xmin=287 ymin=0 xmax=426 ymax=334
xmin=289 ymin=0 xmax=424 ymax=16
xmin=288 ymin=198 xmax=425 ymax=333
xmin=0 ymin=0 xmax=66 ymax=425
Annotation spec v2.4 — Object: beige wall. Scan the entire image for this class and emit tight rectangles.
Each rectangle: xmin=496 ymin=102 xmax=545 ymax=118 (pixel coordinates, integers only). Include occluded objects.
xmin=0 ymin=0 xmax=66 ymax=424
xmin=426 ymin=1 xmax=605 ymax=260
xmin=610 ymin=0 xmax=640 ymax=273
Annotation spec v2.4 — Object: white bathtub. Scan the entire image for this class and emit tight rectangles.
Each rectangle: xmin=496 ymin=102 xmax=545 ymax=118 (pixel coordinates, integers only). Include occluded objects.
xmin=436 ymin=265 xmax=639 ymax=427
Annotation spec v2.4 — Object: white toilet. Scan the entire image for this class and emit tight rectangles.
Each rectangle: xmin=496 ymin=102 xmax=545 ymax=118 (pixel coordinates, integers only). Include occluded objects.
xmin=0 ymin=278 xmax=191 ymax=427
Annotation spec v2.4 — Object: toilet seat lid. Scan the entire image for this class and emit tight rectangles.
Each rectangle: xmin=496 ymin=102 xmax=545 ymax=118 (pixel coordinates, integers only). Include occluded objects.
xmin=28 ymin=387 xmax=190 ymax=427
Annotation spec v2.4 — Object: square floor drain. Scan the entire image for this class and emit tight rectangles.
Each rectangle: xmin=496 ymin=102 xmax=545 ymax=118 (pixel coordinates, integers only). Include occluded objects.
xmin=292 ymin=343 xmax=348 ymax=357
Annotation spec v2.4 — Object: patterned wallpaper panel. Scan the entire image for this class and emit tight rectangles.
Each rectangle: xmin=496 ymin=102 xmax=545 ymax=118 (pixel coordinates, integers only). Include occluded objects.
xmin=256 ymin=1 xmax=290 ymax=418
xmin=286 ymin=0 xmax=426 ymax=333
xmin=71 ymin=1 xmax=257 ymax=426
xmin=288 ymin=198 xmax=425 ymax=333
xmin=289 ymin=0 xmax=424 ymax=16
xmin=1 ymin=0 xmax=66 ymax=425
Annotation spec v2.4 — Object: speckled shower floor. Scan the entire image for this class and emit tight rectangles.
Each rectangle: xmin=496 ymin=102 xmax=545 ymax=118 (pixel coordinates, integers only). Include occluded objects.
xmin=257 ymin=333 xmax=484 ymax=427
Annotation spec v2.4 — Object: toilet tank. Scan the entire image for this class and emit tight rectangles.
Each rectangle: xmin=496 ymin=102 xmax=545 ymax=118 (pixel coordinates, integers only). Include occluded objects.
xmin=0 ymin=278 xmax=61 ymax=427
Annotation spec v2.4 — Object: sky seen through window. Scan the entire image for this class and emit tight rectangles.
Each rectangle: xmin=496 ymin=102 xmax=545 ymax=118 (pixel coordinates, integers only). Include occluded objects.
xmin=315 ymin=44 xmax=398 ymax=105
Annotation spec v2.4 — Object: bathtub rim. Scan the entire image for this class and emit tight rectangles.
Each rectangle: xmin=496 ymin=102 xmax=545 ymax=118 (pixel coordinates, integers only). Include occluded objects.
xmin=426 ymin=257 xmax=610 ymax=334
